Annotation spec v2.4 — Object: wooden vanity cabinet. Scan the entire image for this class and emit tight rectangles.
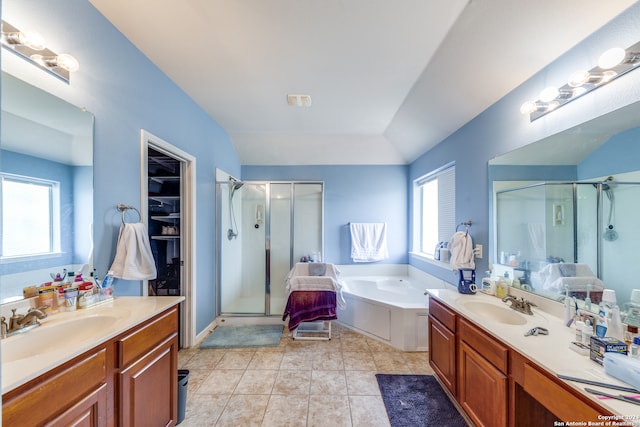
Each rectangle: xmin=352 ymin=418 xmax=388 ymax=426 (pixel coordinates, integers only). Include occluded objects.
xmin=2 ymin=345 xmax=111 ymax=427
xmin=428 ymin=296 xmax=614 ymax=427
xmin=457 ymin=317 xmax=508 ymax=427
xmin=117 ymin=307 xmax=179 ymax=427
xmin=2 ymin=305 xmax=179 ymax=427
xmin=428 ymin=298 xmax=457 ymax=394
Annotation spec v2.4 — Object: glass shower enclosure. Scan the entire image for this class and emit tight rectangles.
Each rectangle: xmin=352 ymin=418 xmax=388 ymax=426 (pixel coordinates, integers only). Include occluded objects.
xmin=217 ymin=180 xmax=324 ymax=316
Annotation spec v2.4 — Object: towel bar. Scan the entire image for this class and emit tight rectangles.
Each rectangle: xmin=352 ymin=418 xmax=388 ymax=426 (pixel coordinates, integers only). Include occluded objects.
xmin=117 ymin=203 xmax=142 ymax=224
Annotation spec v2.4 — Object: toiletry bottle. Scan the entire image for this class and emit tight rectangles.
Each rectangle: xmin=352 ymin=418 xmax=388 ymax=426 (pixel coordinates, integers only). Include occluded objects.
xmin=582 ymin=320 xmax=593 ymax=346
xmin=495 ymin=275 xmax=506 ymax=298
xmin=575 ymin=320 xmax=585 ymax=343
xmin=632 ymin=337 xmax=640 ymax=359
xmin=512 ymin=276 xmax=521 ymax=289
xmin=609 ymin=305 xmax=624 ymax=341
xmin=584 ymin=284 xmax=592 ymax=311
xmin=503 ymin=272 xmax=511 ymax=296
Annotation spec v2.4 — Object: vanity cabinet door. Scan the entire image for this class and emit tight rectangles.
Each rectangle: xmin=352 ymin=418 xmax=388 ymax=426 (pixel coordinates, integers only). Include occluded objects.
xmin=117 ymin=306 xmax=179 ymax=427
xmin=458 ymin=318 xmax=508 ymax=427
xmin=428 ymin=315 xmax=456 ymax=394
xmin=119 ymin=335 xmax=178 ymax=427
xmin=428 ymin=298 xmax=457 ymax=394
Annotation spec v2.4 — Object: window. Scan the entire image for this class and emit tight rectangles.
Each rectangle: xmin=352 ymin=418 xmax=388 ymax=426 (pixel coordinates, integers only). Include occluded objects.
xmin=413 ymin=163 xmax=455 ymax=259
xmin=1 ymin=174 xmax=60 ymax=259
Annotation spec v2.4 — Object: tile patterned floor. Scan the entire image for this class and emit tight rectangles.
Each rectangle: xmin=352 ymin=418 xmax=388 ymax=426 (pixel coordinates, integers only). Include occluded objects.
xmin=178 ymin=323 xmax=435 ymax=426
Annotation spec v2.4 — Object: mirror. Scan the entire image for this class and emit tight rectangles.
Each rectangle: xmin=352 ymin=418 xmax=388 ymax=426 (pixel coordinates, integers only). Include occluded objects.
xmin=0 ymin=71 xmax=94 ymax=303
xmin=489 ymin=101 xmax=640 ymax=317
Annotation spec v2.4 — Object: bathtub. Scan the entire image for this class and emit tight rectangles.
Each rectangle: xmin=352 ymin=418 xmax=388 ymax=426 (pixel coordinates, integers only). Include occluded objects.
xmin=336 ymin=265 xmax=449 ymax=351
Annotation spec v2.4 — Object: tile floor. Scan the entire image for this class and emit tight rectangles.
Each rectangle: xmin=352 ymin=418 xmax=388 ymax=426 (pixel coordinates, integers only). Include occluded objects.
xmin=178 ymin=323 xmax=435 ymax=426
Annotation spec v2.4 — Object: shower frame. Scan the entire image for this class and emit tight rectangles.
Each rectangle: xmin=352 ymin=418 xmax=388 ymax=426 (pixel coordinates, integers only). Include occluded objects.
xmin=216 ymin=180 xmax=324 ymax=317
xmin=495 ymin=180 xmax=639 ymax=280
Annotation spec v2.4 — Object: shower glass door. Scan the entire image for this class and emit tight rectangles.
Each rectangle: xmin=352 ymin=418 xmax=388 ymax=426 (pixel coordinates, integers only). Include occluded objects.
xmin=269 ymin=184 xmax=291 ymax=315
xmin=219 ymin=182 xmax=266 ymax=314
xmin=218 ymin=180 xmax=324 ymax=316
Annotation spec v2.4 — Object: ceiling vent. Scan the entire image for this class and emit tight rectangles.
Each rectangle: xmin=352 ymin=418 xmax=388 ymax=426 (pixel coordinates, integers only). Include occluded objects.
xmin=287 ymin=94 xmax=312 ymax=107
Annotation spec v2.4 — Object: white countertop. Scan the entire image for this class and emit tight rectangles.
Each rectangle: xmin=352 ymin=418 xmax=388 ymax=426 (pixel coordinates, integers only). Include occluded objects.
xmin=426 ymin=289 xmax=640 ymax=420
xmin=1 ymin=296 xmax=184 ymax=394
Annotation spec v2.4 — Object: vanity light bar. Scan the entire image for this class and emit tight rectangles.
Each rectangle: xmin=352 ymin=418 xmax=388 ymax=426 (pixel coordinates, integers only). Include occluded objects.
xmin=0 ymin=20 xmax=79 ymax=83
xmin=521 ymin=40 xmax=640 ymax=121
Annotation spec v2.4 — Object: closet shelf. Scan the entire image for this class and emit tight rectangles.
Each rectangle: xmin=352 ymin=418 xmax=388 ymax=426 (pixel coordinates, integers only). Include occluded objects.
xmin=151 ymin=235 xmax=181 ymax=240
xmin=149 ymin=195 xmax=180 ymax=204
xmin=149 ymin=176 xmax=180 ymax=184
xmin=151 ymin=214 xmax=180 ymax=223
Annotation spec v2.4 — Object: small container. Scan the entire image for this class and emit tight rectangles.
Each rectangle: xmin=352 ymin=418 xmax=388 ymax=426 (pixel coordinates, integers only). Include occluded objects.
xmin=575 ymin=320 xmax=585 ymax=343
xmin=631 ymin=337 xmax=640 ymax=359
xmin=582 ymin=321 xmax=593 ymax=346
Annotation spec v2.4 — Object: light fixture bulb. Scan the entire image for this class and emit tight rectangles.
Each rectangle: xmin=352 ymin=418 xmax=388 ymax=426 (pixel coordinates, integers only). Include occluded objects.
xmin=30 ymin=53 xmax=79 ymax=72
xmin=546 ymin=101 xmax=560 ymax=112
xmin=18 ymin=31 xmax=45 ymax=50
xmin=56 ymin=53 xmax=79 ymax=72
xmin=568 ymin=70 xmax=589 ymax=87
xmin=520 ymin=100 xmax=536 ymax=115
xmin=598 ymin=47 xmax=626 ymax=69
xmin=539 ymin=87 xmax=559 ymax=103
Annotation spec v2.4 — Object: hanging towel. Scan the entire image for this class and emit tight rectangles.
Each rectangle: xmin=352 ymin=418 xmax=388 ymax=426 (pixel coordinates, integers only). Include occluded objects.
xmin=110 ymin=222 xmax=157 ymax=280
xmin=350 ymin=222 xmax=389 ymax=263
xmin=448 ymin=231 xmax=475 ymax=270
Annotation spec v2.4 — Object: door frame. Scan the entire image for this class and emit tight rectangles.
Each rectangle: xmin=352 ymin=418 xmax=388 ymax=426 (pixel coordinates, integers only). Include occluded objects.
xmin=140 ymin=129 xmax=196 ymax=348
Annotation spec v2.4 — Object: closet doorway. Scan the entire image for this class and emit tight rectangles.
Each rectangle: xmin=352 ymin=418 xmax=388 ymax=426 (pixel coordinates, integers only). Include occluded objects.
xmin=141 ymin=130 xmax=196 ymax=348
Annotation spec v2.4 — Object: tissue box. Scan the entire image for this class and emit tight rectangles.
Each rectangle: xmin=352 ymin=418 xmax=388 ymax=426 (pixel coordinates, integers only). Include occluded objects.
xmin=603 ymin=353 xmax=640 ymax=390
xmin=590 ymin=336 xmax=628 ymax=365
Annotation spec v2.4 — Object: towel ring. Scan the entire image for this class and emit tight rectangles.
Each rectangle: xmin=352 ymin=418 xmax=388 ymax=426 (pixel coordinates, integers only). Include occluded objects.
xmin=456 ymin=221 xmax=472 ymax=235
xmin=117 ymin=204 xmax=142 ymax=224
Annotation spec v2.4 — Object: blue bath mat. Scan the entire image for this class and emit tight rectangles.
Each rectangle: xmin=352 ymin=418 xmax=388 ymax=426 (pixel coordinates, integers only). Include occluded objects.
xmin=376 ymin=374 xmax=467 ymax=427
xmin=200 ymin=325 xmax=284 ymax=349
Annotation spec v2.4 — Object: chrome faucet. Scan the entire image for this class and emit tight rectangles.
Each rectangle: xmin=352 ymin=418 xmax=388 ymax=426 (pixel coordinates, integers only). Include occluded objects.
xmin=502 ymin=296 xmax=537 ymax=315
xmin=5 ymin=307 xmax=48 ymax=337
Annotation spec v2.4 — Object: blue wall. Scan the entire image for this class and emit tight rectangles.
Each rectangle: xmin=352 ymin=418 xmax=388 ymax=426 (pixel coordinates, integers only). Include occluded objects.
xmin=409 ymin=4 xmax=640 ymax=285
xmin=2 ymin=0 xmax=241 ymax=334
xmin=243 ymin=165 xmax=409 ymax=265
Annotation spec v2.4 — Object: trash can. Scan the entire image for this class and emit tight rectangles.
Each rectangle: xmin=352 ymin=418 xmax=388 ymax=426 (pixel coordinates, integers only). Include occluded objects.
xmin=177 ymin=369 xmax=189 ymax=425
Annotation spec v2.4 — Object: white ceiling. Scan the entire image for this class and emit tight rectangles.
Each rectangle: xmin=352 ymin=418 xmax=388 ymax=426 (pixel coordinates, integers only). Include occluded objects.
xmin=89 ymin=0 xmax=636 ymax=165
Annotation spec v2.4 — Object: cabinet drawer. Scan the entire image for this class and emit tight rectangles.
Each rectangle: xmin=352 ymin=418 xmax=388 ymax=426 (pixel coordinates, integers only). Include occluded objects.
xmin=118 ymin=307 xmax=178 ymax=367
xmin=523 ymin=364 xmax=608 ymax=421
xmin=429 ymin=298 xmax=456 ymax=332
xmin=458 ymin=317 xmax=508 ymax=374
xmin=3 ymin=348 xmax=107 ymax=427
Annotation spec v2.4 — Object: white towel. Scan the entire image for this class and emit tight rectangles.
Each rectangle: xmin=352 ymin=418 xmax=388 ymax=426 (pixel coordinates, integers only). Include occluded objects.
xmin=110 ymin=223 xmax=157 ymax=280
xmin=448 ymin=231 xmax=475 ymax=270
xmin=285 ymin=262 xmax=346 ymax=309
xmin=350 ymin=222 xmax=389 ymax=262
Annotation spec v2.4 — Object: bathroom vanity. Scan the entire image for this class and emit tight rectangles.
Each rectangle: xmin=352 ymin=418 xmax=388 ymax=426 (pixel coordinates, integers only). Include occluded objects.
xmin=1 ymin=296 xmax=183 ymax=426
xmin=427 ymin=289 xmax=638 ymax=427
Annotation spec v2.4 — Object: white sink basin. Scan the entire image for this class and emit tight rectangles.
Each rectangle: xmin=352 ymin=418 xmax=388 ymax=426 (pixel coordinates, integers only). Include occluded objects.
xmin=3 ymin=315 xmax=119 ymax=363
xmin=462 ymin=301 xmax=528 ymax=325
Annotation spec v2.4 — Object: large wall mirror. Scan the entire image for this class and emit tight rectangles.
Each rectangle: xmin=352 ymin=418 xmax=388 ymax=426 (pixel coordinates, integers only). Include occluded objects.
xmin=489 ymin=101 xmax=640 ymax=322
xmin=0 ymin=71 xmax=94 ymax=303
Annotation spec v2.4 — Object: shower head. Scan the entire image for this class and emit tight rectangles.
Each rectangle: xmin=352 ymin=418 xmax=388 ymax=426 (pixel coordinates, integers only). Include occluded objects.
xmin=229 ymin=177 xmax=244 ymax=191
xmin=229 ymin=177 xmax=244 ymax=200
